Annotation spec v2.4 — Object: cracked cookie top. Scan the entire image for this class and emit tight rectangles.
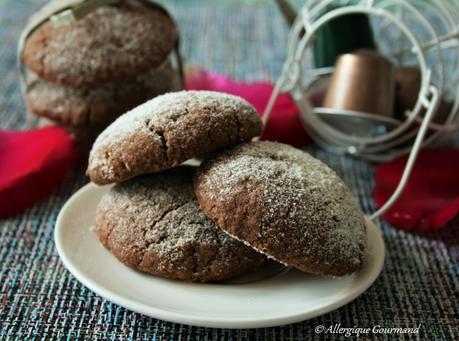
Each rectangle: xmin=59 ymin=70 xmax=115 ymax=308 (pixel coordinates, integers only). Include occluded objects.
xmin=95 ymin=166 xmax=266 ymax=282
xmin=22 ymin=0 xmax=177 ymax=87
xmin=87 ymin=90 xmax=262 ymax=185
xmin=194 ymin=141 xmax=367 ymax=277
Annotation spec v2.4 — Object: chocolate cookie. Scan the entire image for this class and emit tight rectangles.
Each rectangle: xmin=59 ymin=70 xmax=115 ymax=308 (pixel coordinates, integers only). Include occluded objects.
xmin=194 ymin=141 xmax=367 ymax=277
xmin=95 ymin=167 xmax=266 ymax=282
xmin=22 ymin=0 xmax=177 ymax=86
xmin=26 ymin=61 xmax=181 ymax=128
xmin=87 ymin=91 xmax=262 ymax=185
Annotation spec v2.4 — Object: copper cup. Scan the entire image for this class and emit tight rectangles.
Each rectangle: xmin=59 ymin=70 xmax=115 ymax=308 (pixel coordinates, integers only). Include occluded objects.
xmin=394 ymin=66 xmax=421 ymax=121
xmin=323 ymin=51 xmax=395 ymax=116
xmin=394 ymin=66 xmax=452 ymax=124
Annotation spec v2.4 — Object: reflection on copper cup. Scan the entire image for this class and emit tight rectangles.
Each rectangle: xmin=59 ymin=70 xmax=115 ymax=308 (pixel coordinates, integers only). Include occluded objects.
xmin=323 ymin=51 xmax=395 ymax=116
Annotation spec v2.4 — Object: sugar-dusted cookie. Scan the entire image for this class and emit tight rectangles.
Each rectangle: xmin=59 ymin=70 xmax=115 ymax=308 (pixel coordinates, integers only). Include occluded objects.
xmin=26 ymin=61 xmax=181 ymax=128
xmin=194 ymin=141 xmax=367 ymax=277
xmin=95 ymin=167 xmax=266 ymax=282
xmin=22 ymin=0 xmax=177 ymax=86
xmin=87 ymin=91 xmax=262 ymax=185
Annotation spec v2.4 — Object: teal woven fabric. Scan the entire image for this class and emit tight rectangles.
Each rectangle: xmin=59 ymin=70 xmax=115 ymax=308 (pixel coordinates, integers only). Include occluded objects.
xmin=0 ymin=1 xmax=458 ymax=340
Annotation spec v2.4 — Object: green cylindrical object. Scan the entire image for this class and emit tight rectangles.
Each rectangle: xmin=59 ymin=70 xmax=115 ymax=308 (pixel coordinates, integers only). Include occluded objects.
xmin=313 ymin=9 xmax=376 ymax=68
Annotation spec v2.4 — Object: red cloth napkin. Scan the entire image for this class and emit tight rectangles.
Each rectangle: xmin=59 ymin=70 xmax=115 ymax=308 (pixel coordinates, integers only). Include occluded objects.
xmin=0 ymin=127 xmax=75 ymax=218
xmin=185 ymin=67 xmax=310 ymax=147
xmin=374 ymin=149 xmax=459 ymax=231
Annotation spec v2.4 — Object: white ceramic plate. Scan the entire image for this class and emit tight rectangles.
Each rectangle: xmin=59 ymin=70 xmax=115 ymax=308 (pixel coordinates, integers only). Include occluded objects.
xmin=55 ymin=183 xmax=385 ymax=329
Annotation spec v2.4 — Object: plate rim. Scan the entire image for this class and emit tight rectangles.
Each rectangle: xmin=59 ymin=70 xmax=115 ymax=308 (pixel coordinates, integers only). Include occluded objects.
xmin=55 ymin=182 xmax=385 ymax=329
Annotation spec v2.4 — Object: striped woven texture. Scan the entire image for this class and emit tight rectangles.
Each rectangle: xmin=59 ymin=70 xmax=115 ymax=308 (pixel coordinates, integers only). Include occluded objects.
xmin=1 ymin=0 xmax=458 ymax=340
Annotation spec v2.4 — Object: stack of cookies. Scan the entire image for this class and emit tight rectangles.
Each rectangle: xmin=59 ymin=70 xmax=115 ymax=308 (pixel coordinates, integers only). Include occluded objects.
xmin=20 ymin=0 xmax=182 ymax=152
xmin=87 ymin=91 xmax=367 ymax=282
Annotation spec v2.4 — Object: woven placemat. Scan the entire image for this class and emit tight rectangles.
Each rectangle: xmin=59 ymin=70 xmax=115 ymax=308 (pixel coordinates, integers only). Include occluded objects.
xmin=0 ymin=0 xmax=457 ymax=339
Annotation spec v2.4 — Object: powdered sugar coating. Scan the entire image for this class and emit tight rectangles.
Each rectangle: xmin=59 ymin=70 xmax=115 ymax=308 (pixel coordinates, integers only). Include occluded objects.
xmin=22 ymin=0 xmax=177 ymax=86
xmin=26 ymin=60 xmax=181 ymax=128
xmin=194 ymin=141 xmax=367 ymax=277
xmin=87 ymin=90 xmax=262 ymax=185
xmin=95 ymin=167 xmax=266 ymax=282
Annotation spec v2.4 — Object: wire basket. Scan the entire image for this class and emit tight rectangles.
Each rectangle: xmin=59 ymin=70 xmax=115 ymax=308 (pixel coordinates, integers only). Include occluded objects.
xmin=266 ymin=0 xmax=459 ymax=159
xmin=265 ymin=0 xmax=459 ymax=220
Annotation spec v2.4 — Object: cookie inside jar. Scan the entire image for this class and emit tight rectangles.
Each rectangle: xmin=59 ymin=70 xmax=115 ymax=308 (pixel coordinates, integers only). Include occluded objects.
xmin=19 ymin=0 xmax=184 ymax=161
